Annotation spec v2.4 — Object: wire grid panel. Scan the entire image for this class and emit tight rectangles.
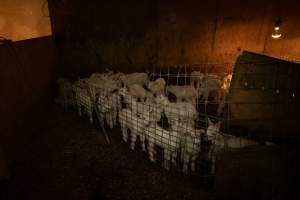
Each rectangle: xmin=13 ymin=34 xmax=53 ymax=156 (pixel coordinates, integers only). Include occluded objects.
xmin=74 ymin=83 xmax=93 ymax=124
xmin=78 ymin=64 xmax=232 ymax=177
xmin=71 ymin=63 xmax=264 ymax=178
xmin=58 ymin=60 xmax=300 ymax=181
xmin=87 ymin=82 xmax=121 ymax=130
xmin=118 ymin=87 xmax=217 ymax=177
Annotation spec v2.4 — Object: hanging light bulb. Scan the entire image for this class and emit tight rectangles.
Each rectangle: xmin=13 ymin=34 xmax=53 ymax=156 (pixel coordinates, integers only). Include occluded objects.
xmin=272 ymin=19 xmax=282 ymax=39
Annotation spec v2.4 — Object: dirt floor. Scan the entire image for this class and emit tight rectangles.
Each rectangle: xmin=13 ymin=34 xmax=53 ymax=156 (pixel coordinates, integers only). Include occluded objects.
xmin=2 ymin=105 xmax=213 ymax=200
xmin=2 ymin=105 xmax=300 ymax=200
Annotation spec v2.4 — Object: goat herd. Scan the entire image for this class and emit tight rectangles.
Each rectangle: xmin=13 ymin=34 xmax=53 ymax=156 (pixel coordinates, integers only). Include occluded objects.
xmin=56 ymin=70 xmax=269 ymax=176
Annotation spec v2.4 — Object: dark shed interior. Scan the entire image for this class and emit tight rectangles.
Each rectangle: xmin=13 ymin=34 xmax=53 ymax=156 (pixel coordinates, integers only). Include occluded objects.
xmin=1 ymin=0 xmax=300 ymax=199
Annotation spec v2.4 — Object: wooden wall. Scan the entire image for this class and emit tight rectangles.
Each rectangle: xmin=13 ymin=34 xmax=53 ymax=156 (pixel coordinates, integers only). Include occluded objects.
xmin=0 ymin=36 xmax=57 ymax=162
xmin=48 ymin=0 xmax=300 ymax=76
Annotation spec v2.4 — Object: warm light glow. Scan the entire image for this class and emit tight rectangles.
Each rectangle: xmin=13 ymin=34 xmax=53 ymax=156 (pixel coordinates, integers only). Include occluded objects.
xmin=272 ymin=19 xmax=282 ymax=39
xmin=0 ymin=0 xmax=52 ymax=41
xmin=272 ymin=32 xmax=282 ymax=39
xmin=272 ymin=26 xmax=282 ymax=39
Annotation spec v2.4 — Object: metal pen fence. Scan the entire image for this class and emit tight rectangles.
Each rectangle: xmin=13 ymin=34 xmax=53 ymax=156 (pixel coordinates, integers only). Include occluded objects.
xmin=56 ymin=61 xmax=299 ymax=180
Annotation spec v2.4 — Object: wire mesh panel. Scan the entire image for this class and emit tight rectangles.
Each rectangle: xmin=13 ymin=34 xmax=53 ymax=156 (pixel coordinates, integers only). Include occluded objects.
xmin=150 ymin=65 xmax=231 ymax=176
xmin=55 ymin=53 xmax=300 ymax=181
xmin=87 ymin=77 xmax=121 ymax=143
xmin=55 ymin=65 xmax=232 ymax=178
xmin=73 ymin=79 xmax=93 ymax=124
xmin=117 ymin=91 xmax=215 ymax=176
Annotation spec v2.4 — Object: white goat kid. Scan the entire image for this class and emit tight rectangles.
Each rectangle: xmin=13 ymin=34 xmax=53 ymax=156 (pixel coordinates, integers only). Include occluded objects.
xmin=197 ymin=77 xmax=221 ymax=103
xmin=145 ymin=123 xmax=180 ymax=170
xmin=206 ymin=118 xmax=260 ymax=151
xmin=205 ymin=118 xmax=264 ymax=173
xmin=167 ymin=85 xmax=198 ymax=105
xmin=105 ymin=92 xmax=121 ymax=128
xmin=88 ymin=73 xmax=120 ymax=93
xmin=190 ymin=71 xmax=205 ymax=89
xmin=96 ymin=90 xmax=121 ymax=129
xmin=88 ymin=72 xmax=123 ymax=128
xmin=118 ymin=108 xmax=132 ymax=142
xmin=204 ymin=119 xmax=222 ymax=174
xmin=119 ymin=85 xmax=153 ymax=106
xmin=181 ymin=127 xmax=204 ymax=174
xmin=119 ymin=86 xmax=161 ymax=122
xmin=120 ymin=72 xmax=148 ymax=87
xmin=127 ymin=84 xmax=149 ymax=102
xmin=195 ymin=73 xmax=232 ymax=104
xmin=163 ymin=101 xmax=198 ymax=129
xmin=74 ymin=84 xmax=93 ymax=124
xmin=109 ymin=72 xmax=124 ymax=88
xmin=118 ymin=108 xmax=149 ymax=151
xmin=170 ymin=120 xmax=203 ymax=173
xmin=148 ymin=78 xmax=166 ymax=96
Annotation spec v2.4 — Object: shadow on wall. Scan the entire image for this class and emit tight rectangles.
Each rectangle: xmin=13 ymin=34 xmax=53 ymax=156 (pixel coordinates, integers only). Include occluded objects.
xmin=48 ymin=0 xmax=158 ymax=77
